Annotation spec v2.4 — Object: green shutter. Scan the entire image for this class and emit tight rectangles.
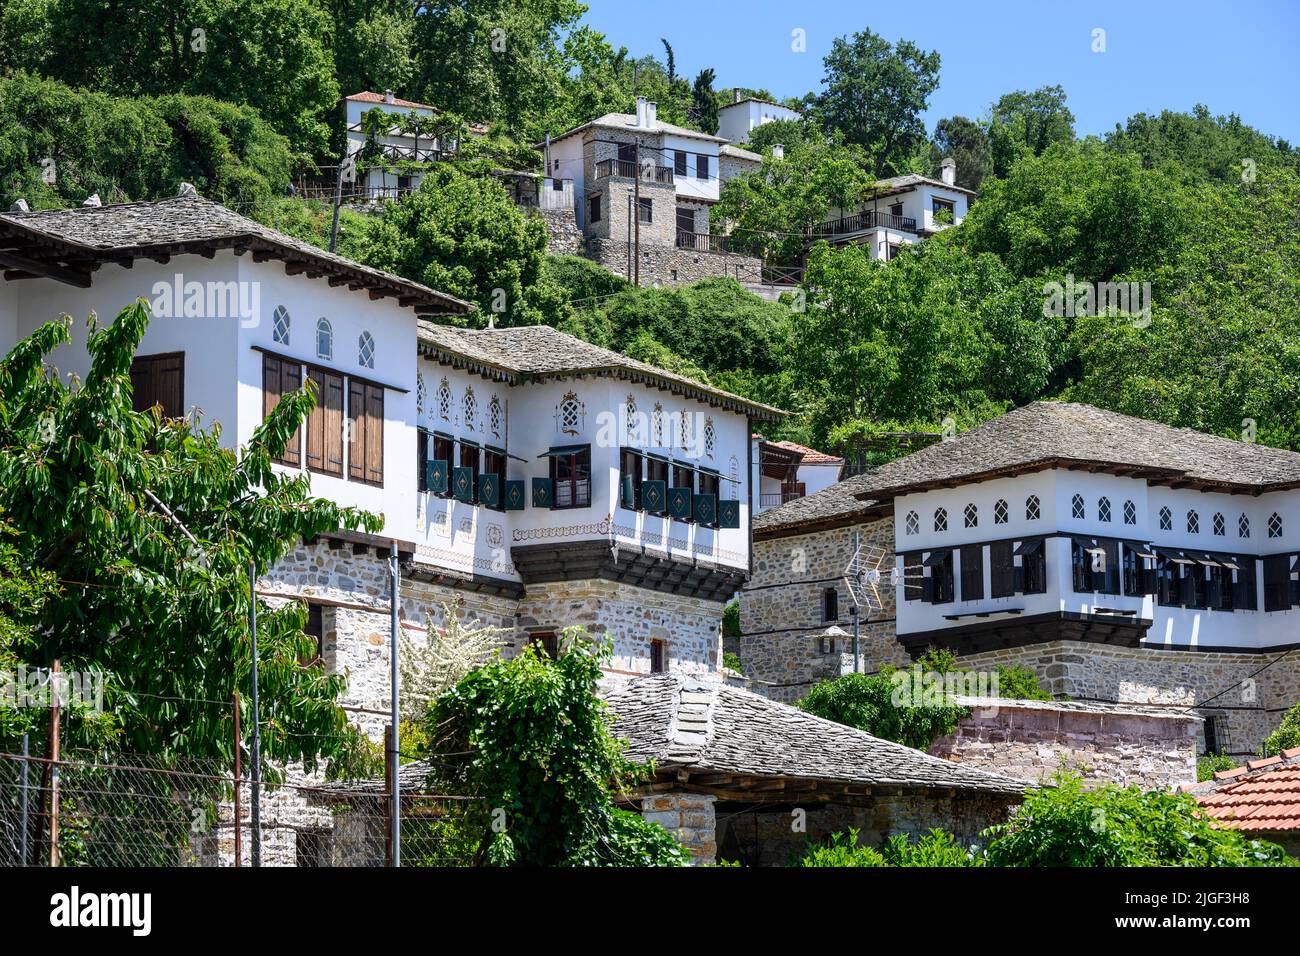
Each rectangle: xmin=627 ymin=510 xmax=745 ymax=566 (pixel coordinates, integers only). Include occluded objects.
xmin=668 ymin=486 xmax=692 ymax=521
xmin=425 ymin=459 xmax=449 ymax=495
xmin=532 ymin=476 xmax=553 ymax=508
xmin=478 ymin=473 xmax=500 ymax=507
xmin=452 ymin=466 xmax=475 ymax=502
xmin=504 ymin=480 xmax=526 ymax=510
xmin=693 ymin=493 xmax=717 ymax=526
xmin=642 ymin=479 xmax=666 ymax=514
xmin=620 ymin=474 xmax=635 ymax=510
xmin=718 ymin=499 xmax=740 ymax=529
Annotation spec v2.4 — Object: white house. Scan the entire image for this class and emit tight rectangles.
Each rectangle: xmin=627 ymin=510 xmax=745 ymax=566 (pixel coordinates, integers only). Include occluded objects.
xmin=716 ymin=93 xmax=803 ymax=145
xmin=817 ymin=162 xmax=974 ymax=260
xmin=751 ymin=436 xmax=844 ymax=513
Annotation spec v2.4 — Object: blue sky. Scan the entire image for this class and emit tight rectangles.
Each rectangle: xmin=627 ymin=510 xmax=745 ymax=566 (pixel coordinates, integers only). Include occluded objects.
xmin=578 ymin=0 xmax=1300 ymax=143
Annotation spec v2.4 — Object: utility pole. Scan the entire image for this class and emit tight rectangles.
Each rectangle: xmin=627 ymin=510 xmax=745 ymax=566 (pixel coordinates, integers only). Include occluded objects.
xmin=851 ymin=532 xmax=862 ymax=673
xmin=389 ymin=541 xmax=401 ymax=867
xmin=248 ymin=563 xmax=261 ymax=867
xmin=632 ymin=140 xmax=641 ymax=288
xmin=48 ymin=659 xmax=60 ymax=867
xmin=233 ymin=690 xmax=241 ymax=868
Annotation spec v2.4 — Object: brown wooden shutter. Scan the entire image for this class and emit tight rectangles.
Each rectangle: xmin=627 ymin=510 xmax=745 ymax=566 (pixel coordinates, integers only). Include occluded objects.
xmin=960 ymin=545 xmax=984 ymax=601
xmin=990 ymin=540 xmax=1015 ymax=598
xmin=307 ymin=368 xmax=344 ymax=477
xmin=348 ymin=379 xmax=366 ymax=482
xmin=262 ymin=355 xmax=302 ymax=467
xmin=131 ymin=352 xmax=184 ymax=418
xmin=365 ymin=384 xmax=384 ymax=486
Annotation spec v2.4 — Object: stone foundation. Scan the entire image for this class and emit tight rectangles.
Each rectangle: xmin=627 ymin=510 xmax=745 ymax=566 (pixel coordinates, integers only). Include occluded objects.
xmin=930 ymin=697 xmax=1200 ymax=790
xmin=535 ymin=206 xmax=582 ymax=256
xmin=586 ymin=238 xmax=762 ymax=289
xmin=641 ymin=792 xmax=717 ymax=865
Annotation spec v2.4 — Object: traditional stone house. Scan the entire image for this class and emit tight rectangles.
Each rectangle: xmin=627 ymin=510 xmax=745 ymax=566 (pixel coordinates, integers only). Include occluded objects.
xmin=816 ymin=165 xmax=973 ymax=260
xmin=751 ymin=436 xmax=845 ymax=513
xmin=743 ymin=402 xmax=1300 ymax=757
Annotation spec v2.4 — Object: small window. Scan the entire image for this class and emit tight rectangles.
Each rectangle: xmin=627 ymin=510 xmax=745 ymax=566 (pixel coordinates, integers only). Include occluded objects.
xmin=650 ymin=639 xmax=667 ymax=674
xmin=679 ymin=412 xmax=691 ymax=451
xmin=695 ymin=154 xmax=710 ymax=180
xmin=905 ymin=510 xmax=919 ymax=535
xmin=588 ymin=194 xmax=602 ymax=224
xmin=625 ymin=395 xmax=638 ymax=442
xmin=637 ymin=197 xmax=653 ymax=223
xmin=272 ymin=305 xmax=291 ymax=345
xmin=674 ymin=151 xmax=687 ymax=175
xmin=530 ymin=631 xmax=559 ymax=660
xmin=822 ymin=587 xmax=839 ymax=622
xmin=652 ymin=404 xmax=664 ymax=445
xmin=315 ymin=318 xmax=333 ymax=360
xmin=437 ymin=378 xmax=452 ymax=421
xmin=1239 ymin=513 xmax=1251 ymax=538
xmin=963 ymin=503 xmax=978 ymax=528
xmin=932 ymin=197 xmax=955 ymax=219
xmin=1212 ymin=512 xmax=1225 ymax=537
xmin=1187 ymin=510 xmax=1200 ymax=534
xmin=1123 ymin=499 xmax=1136 ymax=525
xmin=1025 ymin=495 xmax=1040 ymax=521
xmin=357 ymin=330 xmax=375 ymax=369
xmin=1071 ymin=494 xmax=1085 ymax=520
xmin=704 ymin=418 xmax=715 ymax=459
xmin=933 ymin=507 xmax=948 ymax=533
xmin=489 ymin=395 xmax=502 ymax=437
xmin=1098 ymin=497 xmax=1111 ymax=523
xmin=1159 ymin=506 xmax=1172 ymax=531
xmin=993 ymin=499 xmax=1008 ymax=524
xmin=550 ymin=445 xmax=592 ymax=509
xmin=463 ymin=387 xmax=477 ymax=430
xmin=1268 ymin=512 xmax=1283 ymax=538
xmin=416 ymin=372 xmax=425 ymax=414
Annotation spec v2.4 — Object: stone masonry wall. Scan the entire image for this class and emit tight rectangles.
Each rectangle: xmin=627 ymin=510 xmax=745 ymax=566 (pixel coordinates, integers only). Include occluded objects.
xmin=741 ymin=517 xmax=908 ymax=703
xmin=641 ymin=793 xmax=717 ymax=865
xmin=929 ymin=698 xmax=1200 ymax=791
xmin=535 ymin=206 xmax=582 ymax=256
xmin=585 ymin=238 xmax=762 ymax=288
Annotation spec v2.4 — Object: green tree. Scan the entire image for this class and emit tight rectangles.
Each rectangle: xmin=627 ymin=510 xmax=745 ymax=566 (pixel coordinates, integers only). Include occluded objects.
xmin=0 ymin=302 xmax=380 ymax=766
xmin=1106 ymin=104 xmax=1298 ymax=184
xmin=352 ymin=164 xmax=565 ymax=326
xmin=691 ymin=68 xmax=719 ymax=134
xmin=987 ymin=85 xmax=1076 ymax=178
xmin=425 ymin=633 xmax=686 ymax=866
xmin=1263 ymin=702 xmax=1300 ymax=757
xmin=930 ymin=116 xmax=992 ymax=191
xmin=806 ymin=29 xmax=941 ymax=176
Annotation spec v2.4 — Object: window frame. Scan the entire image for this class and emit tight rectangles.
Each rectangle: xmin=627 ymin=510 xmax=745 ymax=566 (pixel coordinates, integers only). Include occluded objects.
xmin=550 ymin=445 xmax=592 ymax=510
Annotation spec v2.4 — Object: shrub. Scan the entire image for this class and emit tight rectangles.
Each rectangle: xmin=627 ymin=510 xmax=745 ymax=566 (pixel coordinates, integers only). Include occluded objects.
xmin=798 ymin=828 xmax=981 ymax=867
xmin=994 ymin=664 xmax=1052 ymax=701
xmin=1197 ymin=753 xmax=1239 ymax=782
xmin=1263 ymin=702 xmax=1300 ymax=757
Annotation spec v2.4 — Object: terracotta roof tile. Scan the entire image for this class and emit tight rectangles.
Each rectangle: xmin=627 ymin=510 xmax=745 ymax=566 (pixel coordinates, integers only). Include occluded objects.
xmin=767 ymin=439 xmax=844 ymax=465
xmin=1193 ymin=752 xmax=1300 ymax=833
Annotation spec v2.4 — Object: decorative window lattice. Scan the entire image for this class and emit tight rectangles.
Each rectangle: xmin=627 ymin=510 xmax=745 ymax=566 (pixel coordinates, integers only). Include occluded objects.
xmin=416 ymin=372 xmax=425 ymax=413
xmin=1187 ymin=510 xmax=1200 ymax=534
xmin=625 ymin=395 xmax=637 ymax=441
xmin=1026 ymin=495 xmax=1040 ymax=521
xmin=963 ymin=503 xmax=978 ymax=528
xmin=559 ymin=392 xmax=581 ymax=431
xmin=1123 ymin=500 xmax=1136 ymax=525
xmin=358 ymin=331 xmax=375 ymax=369
xmin=463 ymin=387 xmax=477 ymax=430
xmin=1159 ymin=506 xmax=1172 ymax=531
xmin=1071 ymin=494 xmax=1085 ymax=520
xmin=679 ymin=411 xmax=691 ymax=450
xmin=1268 ymin=512 xmax=1283 ymax=538
xmin=704 ymin=418 xmax=715 ymax=459
xmin=1098 ymin=497 xmax=1111 ymax=523
xmin=489 ymin=395 xmax=502 ymax=437
xmin=315 ymin=318 xmax=333 ymax=360
xmin=652 ymin=404 xmax=664 ymax=445
xmin=905 ymin=510 xmax=919 ymax=535
xmin=437 ymin=378 xmax=451 ymax=421
xmin=993 ymin=499 xmax=1008 ymax=524
xmin=934 ymin=507 xmax=948 ymax=533
xmin=1212 ymin=512 xmax=1225 ymax=536
xmin=272 ymin=305 xmax=290 ymax=345
xmin=1239 ymin=513 xmax=1251 ymax=538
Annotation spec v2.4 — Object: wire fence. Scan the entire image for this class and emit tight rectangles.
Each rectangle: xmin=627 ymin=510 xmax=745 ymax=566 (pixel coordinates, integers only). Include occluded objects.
xmin=0 ymin=750 xmax=477 ymax=867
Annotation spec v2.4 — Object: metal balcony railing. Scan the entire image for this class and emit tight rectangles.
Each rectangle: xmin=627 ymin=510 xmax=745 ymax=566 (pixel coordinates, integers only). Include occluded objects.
xmin=676 ymin=231 xmax=728 ymax=253
xmin=811 ymin=209 xmax=918 ymax=236
xmin=594 ymin=159 xmax=675 ymax=184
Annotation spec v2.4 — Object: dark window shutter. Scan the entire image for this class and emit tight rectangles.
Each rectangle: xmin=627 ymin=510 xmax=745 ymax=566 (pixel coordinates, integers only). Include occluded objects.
xmin=990 ymin=541 xmax=1015 ymax=598
xmin=426 ymin=459 xmax=448 ymax=495
xmin=1013 ymin=565 xmax=1026 ymax=594
xmin=305 ymin=368 xmax=326 ymax=473
xmin=960 ymin=545 xmax=984 ymax=601
xmin=668 ymin=485 xmax=692 ymax=521
xmin=532 ymin=476 xmax=553 ymax=509
xmin=693 ymin=492 xmax=717 ymax=527
xmin=718 ymin=499 xmax=741 ymax=528
xmin=504 ymin=479 xmax=526 ymax=510
xmin=620 ymin=474 xmax=635 ymax=510
xmin=478 ymin=473 xmax=500 ymax=507
xmin=642 ymin=479 xmax=667 ymax=514
xmin=921 ymin=576 xmax=934 ymax=602
xmin=452 ymin=466 xmax=475 ymax=502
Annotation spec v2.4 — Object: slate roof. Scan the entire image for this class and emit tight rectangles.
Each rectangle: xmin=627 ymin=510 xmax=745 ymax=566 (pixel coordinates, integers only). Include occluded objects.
xmin=719 ymin=144 xmax=762 ymax=163
xmin=752 ymin=471 xmax=880 ymax=535
xmin=0 ymin=195 xmax=472 ymax=316
xmin=1185 ymin=748 xmax=1300 ymax=833
xmin=604 ymin=675 xmax=1028 ymax=795
xmin=755 ymin=402 xmax=1300 ymax=537
xmin=768 ymin=439 xmax=843 ymax=465
xmin=417 ymin=321 xmax=785 ymax=421
xmin=873 ymin=172 xmax=977 ymax=197
xmin=545 ymin=112 xmax=728 ymax=146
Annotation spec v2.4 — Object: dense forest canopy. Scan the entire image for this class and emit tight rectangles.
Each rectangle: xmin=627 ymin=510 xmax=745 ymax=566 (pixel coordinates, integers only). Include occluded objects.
xmin=1 ymin=1 xmax=1298 ymax=459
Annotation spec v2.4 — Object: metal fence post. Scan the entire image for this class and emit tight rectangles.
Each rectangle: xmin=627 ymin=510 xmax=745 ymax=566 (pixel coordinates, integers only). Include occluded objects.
xmin=18 ymin=732 xmax=29 ymax=867
xmin=248 ymin=563 xmax=261 ymax=867
xmin=233 ymin=690 xmax=242 ymax=868
xmin=49 ymin=659 xmax=60 ymax=867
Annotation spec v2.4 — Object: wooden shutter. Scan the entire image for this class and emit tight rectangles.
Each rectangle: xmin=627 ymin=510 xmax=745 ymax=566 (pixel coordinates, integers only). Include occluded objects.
xmin=307 ymin=368 xmax=343 ymax=477
xmin=346 ymin=380 xmax=383 ymax=486
xmin=903 ymin=551 xmax=923 ymax=601
xmin=131 ymin=352 xmax=184 ymax=419
xmin=262 ymin=355 xmax=301 ymax=467
xmin=990 ymin=541 xmax=1015 ymax=598
xmin=365 ymin=384 xmax=384 ymax=485
xmin=960 ymin=545 xmax=984 ymax=601
xmin=1264 ymin=555 xmax=1290 ymax=611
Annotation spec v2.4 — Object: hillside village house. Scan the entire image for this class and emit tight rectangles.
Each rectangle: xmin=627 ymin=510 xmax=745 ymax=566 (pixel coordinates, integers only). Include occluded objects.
xmin=752 ymin=436 xmax=844 ymax=513
xmin=743 ymin=403 xmax=1300 ymax=758
xmin=541 ymin=96 xmax=764 ymax=286
xmin=815 ymin=161 xmax=973 ymax=261
xmin=715 ymin=91 xmax=803 ymax=145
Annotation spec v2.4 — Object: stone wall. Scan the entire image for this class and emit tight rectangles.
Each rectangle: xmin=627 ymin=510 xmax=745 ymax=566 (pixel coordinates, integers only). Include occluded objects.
xmin=534 ymin=206 xmax=582 ymax=256
xmin=741 ymin=517 xmax=908 ymax=703
xmin=715 ymin=790 xmax=1016 ymax=866
xmin=585 ymin=238 xmax=762 ymax=289
xmin=929 ymin=697 xmax=1200 ymax=790
xmin=641 ymin=792 xmax=717 ymax=865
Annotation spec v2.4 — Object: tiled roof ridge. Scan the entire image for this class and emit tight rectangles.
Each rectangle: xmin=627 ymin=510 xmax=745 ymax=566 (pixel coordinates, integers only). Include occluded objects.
xmin=1183 ymin=746 xmax=1300 ymax=794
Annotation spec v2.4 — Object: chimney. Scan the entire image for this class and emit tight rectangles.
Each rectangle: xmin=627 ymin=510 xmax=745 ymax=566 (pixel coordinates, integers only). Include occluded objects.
xmin=734 ymin=88 xmax=742 ymax=104
xmin=771 ymin=143 xmax=784 ymax=161
xmin=10 ymin=199 xmax=29 ymax=212
xmin=383 ymin=89 xmax=395 ymax=104
xmin=177 ymin=181 xmax=198 ymax=198
xmin=635 ymin=96 xmax=647 ymax=128
xmin=83 ymin=193 xmax=102 ymax=207
xmin=940 ymin=157 xmax=956 ymax=186
xmin=646 ymin=101 xmax=657 ymax=128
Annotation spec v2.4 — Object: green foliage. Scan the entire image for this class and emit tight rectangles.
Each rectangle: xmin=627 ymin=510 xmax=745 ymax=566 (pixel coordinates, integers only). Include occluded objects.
xmin=424 ymin=633 xmax=685 ymax=867
xmin=994 ymin=665 xmax=1052 ymax=701
xmin=1197 ymin=753 xmax=1240 ymax=782
xmin=722 ymin=652 xmax=741 ymax=673
xmin=1263 ymin=702 xmax=1300 ymax=757
xmin=0 ymin=72 xmax=294 ymax=211
xmin=797 ymin=829 xmax=888 ymax=867
xmin=543 ymin=254 xmax=629 ymax=311
xmin=797 ymin=668 xmax=968 ymax=752
xmin=721 ymin=600 xmax=740 ymax=639
xmin=351 ymin=164 xmax=565 ymax=326
xmin=0 ymin=302 xmax=381 ymax=768
xmin=805 ymin=29 xmax=941 ymax=176
xmin=691 ymin=69 xmax=719 ymax=134
xmin=798 ymin=827 xmax=980 ymax=867
xmin=987 ymin=85 xmax=1076 ymax=178
xmin=983 ymin=773 xmax=1294 ymax=867
xmin=1106 ymin=104 xmax=1299 ymax=184
xmin=930 ymin=116 xmax=992 ymax=191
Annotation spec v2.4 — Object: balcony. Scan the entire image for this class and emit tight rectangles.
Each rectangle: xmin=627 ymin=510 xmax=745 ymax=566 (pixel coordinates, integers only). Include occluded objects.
xmin=594 ymin=158 xmax=675 ymax=185
xmin=811 ymin=208 xmax=917 ymax=237
xmin=760 ymin=491 xmax=804 ymax=508
xmin=676 ymin=231 xmax=728 ymax=254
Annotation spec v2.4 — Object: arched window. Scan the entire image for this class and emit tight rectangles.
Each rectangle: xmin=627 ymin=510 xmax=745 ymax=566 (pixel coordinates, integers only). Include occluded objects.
xmin=933 ymin=507 xmax=948 ymax=533
xmin=728 ymin=456 xmax=740 ymax=499
xmin=1098 ymin=497 xmax=1111 ymax=523
xmin=463 ymin=386 xmax=477 ymax=430
xmin=357 ymin=330 xmax=375 ymax=369
xmin=489 ymin=395 xmax=502 ymax=437
xmin=1268 ymin=512 xmax=1283 ymax=538
xmin=437 ymin=378 xmax=452 ymax=422
xmin=704 ymin=418 xmax=716 ymax=459
xmin=679 ymin=411 xmax=691 ymax=450
xmin=1025 ymin=495 xmax=1040 ymax=521
xmin=993 ymin=499 xmax=1008 ymax=524
xmin=1212 ymin=513 xmax=1225 ymax=537
xmin=1239 ymin=513 xmax=1251 ymax=538
xmin=963 ymin=503 xmax=978 ymax=528
xmin=905 ymin=510 xmax=919 ymax=535
xmin=272 ymin=305 xmax=290 ymax=345
xmin=652 ymin=404 xmax=664 ymax=446
xmin=1123 ymin=500 xmax=1136 ymax=525
xmin=416 ymin=372 xmax=425 ymax=414
xmin=558 ymin=391 xmax=581 ymax=431
xmin=625 ymin=394 xmax=637 ymax=442
xmin=1071 ymin=494 xmax=1085 ymax=520
xmin=1187 ymin=510 xmax=1200 ymax=534
xmin=315 ymin=318 xmax=333 ymax=360
xmin=1159 ymin=506 xmax=1172 ymax=531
